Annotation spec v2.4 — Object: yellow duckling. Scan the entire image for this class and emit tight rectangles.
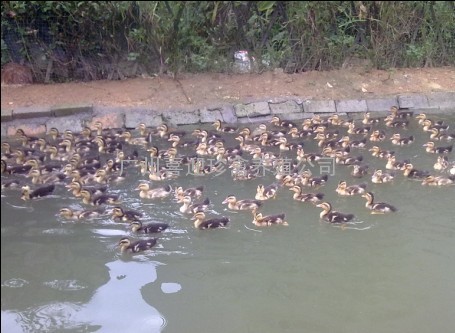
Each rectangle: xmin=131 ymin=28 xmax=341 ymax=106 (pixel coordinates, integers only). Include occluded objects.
xmin=252 ymin=212 xmax=288 ymax=227
xmin=361 ymin=192 xmax=397 ymax=214
xmin=136 ymin=183 xmax=172 ymax=199
xmin=222 ymin=195 xmax=262 ymax=212
xmin=371 ymin=169 xmax=395 ymax=184
xmin=118 ymin=237 xmax=157 ymax=253
xmin=316 ymin=202 xmax=355 ymax=223
xmin=191 ymin=212 xmax=230 ymax=230
xmin=335 ymin=181 xmax=367 ymax=196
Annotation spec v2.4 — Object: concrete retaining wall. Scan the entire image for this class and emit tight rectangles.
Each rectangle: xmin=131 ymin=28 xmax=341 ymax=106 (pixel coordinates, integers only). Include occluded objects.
xmin=1 ymin=92 xmax=454 ymax=136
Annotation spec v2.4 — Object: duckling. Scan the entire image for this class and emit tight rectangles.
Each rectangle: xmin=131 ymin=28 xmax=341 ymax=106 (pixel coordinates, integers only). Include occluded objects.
xmin=385 ymin=155 xmax=409 ymax=171
xmin=174 ymin=186 xmax=204 ymax=201
xmin=422 ymin=119 xmax=449 ymax=133
xmin=371 ymin=169 xmax=395 ymax=184
xmin=433 ymin=156 xmax=449 ymax=171
xmin=157 ymin=124 xmax=187 ymax=139
xmin=316 ymin=202 xmax=355 ymax=223
xmin=1 ymin=160 xmax=32 ymax=175
xmin=327 ymin=114 xmax=351 ymax=127
xmin=362 ymin=112 xmax=382 ymax=125
xmin=288 ymin=185 xmax=324 ymax=203
xmin=80 ymin=189 xmax=121 ymax=206
xmin=300 ymin=173 xmax=329 ymax=188
xmin=347 ymin=123 xmax=371 ymax=135
xmin=361 ymin=192 xmax=397 ymax=214
xmin=21 ymin=184 xmax=55 ymax=200
xmin=59 ymin=207 xmax=104 ymax=220
xmin=129 ymin=221 xmax=169 ymax=233
xmin=252 ymin=212 xmax=288 ymax=227
xmin=288 ymin=127 xmax=313 ymax=139
xmin=1 ymin=179 xmax=21 ymax=190
xmin=27 ymin=169 xmax=66 ymax=185
xmin=94 ymin=169 xmax=126 ymax=184
xmin=403 ymin=163 xmax=430 ymax=179
xmin=338 ymin=136 xmax=367 ymax=149
xmin=119 ymin=131 xmax=149 ymax=146
xmin=111 ymin=206 xmax=143 ymax=222
xmin=270 ymin=116 xmax=296 ymax=128
xmin=335 ymin=181 xmax=367 ymax=196
xmin=255 ymin=183 xmax=278 ymax=200
xmin=191 ymin=212 xmax=230 ymax=230
xmin=423 ymin=142 xmax=453 ymax=154
xmin=390 ymin=133 xmax=414 ymax=145
xmin=385 ymin=116 xmax=409 ymax=128
xmin=390 ymin=106 xmax=413 ymax=119
xmin=118 ymin=237 xmax=157 ymax=253
xmin=369 ymin=129 xmax=386 ymax=142
xmin=335 ymin=153 xmax=363 ymax=166
xmin=369 ymin=146 xmax=394 ymax=159
xmin=421 ymin=175 xmax=454 ymax=186
xmin=212 ymin=119 xmax=237 ymax=133
xmin=222 ymin=195 xmax=262 ymax=212
xmin=351 ymin=164 xmax=369 ymax=178
xmin=179 ymin=196 xmax=210 ymax=214
xmin=136 ymin=183 xmax=172 ymax=199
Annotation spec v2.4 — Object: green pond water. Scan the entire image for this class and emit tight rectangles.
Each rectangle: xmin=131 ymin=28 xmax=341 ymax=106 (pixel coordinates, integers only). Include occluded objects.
xmin=1 ymin=112 xmax=454 ymax=333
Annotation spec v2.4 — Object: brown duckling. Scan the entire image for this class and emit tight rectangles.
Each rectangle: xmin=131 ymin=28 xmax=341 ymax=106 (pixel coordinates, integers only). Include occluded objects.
xmin=118 ymin=237 xmax=157 ymax=253
xmin=179 ymin=196 xmax=210 ymax=214
xmin=174 ymin=186 xmax=204 ymax=201
xmin=136 ymin=183 xmax=172 ymax=199
xmin=369 ymin=146 xmax=394 ymax=159
xmin=316 ymin=202 xmax=355 ymax=223
xmin=433 ymin=156 xmax=449 ymax=171
xmin=421 ymin=175 xmax=454 ymax=186
xmin=66 ymin=180 xmax=108 ymax=198
xmin=338 ymin=136 xmax=367 ymax=149
xmin=58 ymin=207 xmax=104 ymax=220
xmin=422 ymin=119 xmax=449 ymax=133
xmin=371 ymin=169 xmax=395 ymax=184
xmin=212 ymin=119 xmax=238 ymax=133
xmin=390 ymin=134 xmax=414 ymax=146
xmin=111 ymin=206 xmax=143 ymax=222
xmin=403 ymin=163 xmax=430 ymax=179
xmin=21 ymin=184 xmax=55 ymax=200
xmin=252 ymin=212 xmax=288 ymax=227
xmin=361 ymin=192 xmax=397 ymax=214
xmin=362 ymin=112 xmax=382 ymax=125
xmin=1 ymin=160 xmax=32 ymax=175
xmin=288 ymin=185 xmax=324 ymax=203
xmin=335 ymin=181 xmax=367 ymax=196
xmin=255 ymin=183 xmax=278 ymax=200
xmin=129 ymin=220 xmax=169 ymax=233
xmin=222 ymin=195 xmax=262 ymax=212
xmin=351 ymin=164 xmax=369 ymax=178
xmin=385 ymin=116 xmax=409 ymax=128
xmin=390 ymin=106 xmax=413 ymax=119
xmin=80 ymin=189 xmax=121 ymax=206
xmin=385 ymin=155 xmax=409 ymax=171
xmin=191 ymin=212 xmax=230 ymax=230
xmin=423 ymin=142 xmax=453 ymax=154
xmin=270 ymin=116 xmax=296 ymax=128
xmin=347 ymin=123 xmax=371 ymax=135
xmin=369 ymin=129 xmax=386 ymax=142
xmin=27 ymin=169 xmax=66 ymax=185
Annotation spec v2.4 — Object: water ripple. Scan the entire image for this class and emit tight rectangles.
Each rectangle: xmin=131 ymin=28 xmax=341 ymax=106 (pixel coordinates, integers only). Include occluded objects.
xmin=43 ymin=279 xmax=87 ymax=291
xmin=1 ymin=278 xmax=29 ymax=288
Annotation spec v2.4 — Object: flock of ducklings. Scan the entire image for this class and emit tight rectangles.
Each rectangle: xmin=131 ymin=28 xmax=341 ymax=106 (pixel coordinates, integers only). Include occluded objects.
xmin=1 ymin=106 xmax=454 ymax=253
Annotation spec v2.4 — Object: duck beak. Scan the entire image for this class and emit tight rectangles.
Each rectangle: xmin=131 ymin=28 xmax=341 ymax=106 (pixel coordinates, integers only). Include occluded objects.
xmin=222 ymin=199 xmax=228 ymax=204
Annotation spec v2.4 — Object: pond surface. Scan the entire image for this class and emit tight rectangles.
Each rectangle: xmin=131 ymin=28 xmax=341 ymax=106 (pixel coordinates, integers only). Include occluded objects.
xmin=1 ymin=111 xmax=455 ymax=333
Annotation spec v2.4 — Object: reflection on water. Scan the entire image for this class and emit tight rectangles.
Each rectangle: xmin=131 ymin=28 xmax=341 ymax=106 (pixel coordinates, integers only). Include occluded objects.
xmin=1 ymin=111 xmax=455 ymax=332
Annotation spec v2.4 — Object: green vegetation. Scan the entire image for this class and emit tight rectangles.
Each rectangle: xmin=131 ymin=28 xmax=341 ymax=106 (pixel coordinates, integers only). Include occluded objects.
xmin=2 ymin=1 xmax=454 ymax=82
